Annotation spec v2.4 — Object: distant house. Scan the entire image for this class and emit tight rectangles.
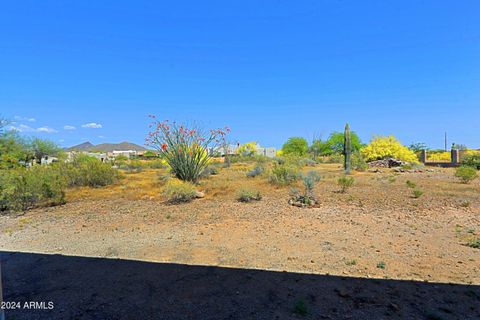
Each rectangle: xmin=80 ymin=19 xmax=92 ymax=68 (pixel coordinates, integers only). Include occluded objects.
xmin=111 ymin=150 xmax=138 ymax=159
xmin=255 ymin=146 xmax=276 ymax=158
xmin=210 ymin=143 xmax=276 ymax=158
xmin=66 ymin=151 xmax=107 ymax=162
xmin=40 ymin=156 xmax=59 ymax=165
xmin=210 ymin=144 xmax=239 ymax=157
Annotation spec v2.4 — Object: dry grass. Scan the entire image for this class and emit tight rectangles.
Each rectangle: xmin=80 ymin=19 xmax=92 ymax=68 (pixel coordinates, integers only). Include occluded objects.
xmin=4 ymin=159 xmax=480 ymax=286
xmin=66 ymin=160 xmax=480 ymax=212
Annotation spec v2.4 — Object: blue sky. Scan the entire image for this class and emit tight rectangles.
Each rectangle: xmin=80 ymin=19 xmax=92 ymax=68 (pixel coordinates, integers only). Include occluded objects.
xmin=1 ymin=1 xmax=479 ymax=149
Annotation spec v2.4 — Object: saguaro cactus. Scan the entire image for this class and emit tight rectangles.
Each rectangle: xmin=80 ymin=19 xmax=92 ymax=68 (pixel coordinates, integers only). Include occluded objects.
xmin=344 ymin=123 xmax=351 ymax=174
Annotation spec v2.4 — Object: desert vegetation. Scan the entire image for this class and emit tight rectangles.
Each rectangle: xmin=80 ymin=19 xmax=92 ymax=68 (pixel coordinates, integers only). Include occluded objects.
xmin=1 ymin=117 xmax=479 ymax=296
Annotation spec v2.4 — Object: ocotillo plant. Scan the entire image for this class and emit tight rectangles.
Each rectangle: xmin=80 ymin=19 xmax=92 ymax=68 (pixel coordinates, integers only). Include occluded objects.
xmin=146 ymin=116 xmax=230 ymax=183
xmin=344 ymin=123 xmax=351 ymax=174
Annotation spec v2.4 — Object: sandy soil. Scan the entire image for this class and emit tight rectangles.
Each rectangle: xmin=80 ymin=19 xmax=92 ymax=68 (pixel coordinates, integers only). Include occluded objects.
xmin=1 ymin=164 xmax=479 ymax=318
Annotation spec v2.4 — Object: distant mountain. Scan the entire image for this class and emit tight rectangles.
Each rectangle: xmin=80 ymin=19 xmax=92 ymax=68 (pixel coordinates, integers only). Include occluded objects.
xmin=66 ymin=141 xmax=147 ymax=152
xmin=66 ymin=141 xmax=94 ymax=151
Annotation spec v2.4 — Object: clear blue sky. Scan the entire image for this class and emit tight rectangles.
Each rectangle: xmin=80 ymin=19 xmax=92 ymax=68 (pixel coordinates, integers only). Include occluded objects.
xmin=1 ymin=1 xmax=479 ymax=149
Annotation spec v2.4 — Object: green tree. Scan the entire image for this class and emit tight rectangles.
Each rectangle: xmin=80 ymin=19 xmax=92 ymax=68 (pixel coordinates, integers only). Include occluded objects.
xmin=282 ymin=137 xmax=308 ymax=156
xmin=409 ymin=142 xmax=428 ymax=152
xmin=0 ymin=131 xmax=33 ymax=168
xmin=325 ymin=131 xmax=363 ymax=154
xmin=30 ymin=138 xmax=61 ymax=164
xmin=309 ymin=139 xmax=330 ymax=158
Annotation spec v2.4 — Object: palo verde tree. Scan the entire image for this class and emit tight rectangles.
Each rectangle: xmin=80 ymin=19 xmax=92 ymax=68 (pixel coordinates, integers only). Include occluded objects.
xmin=146 ymin=115 xmax=230 ymax=183
xmin=281 ymin=137 xmax=308 ymax=156
xmin=30 ymin=138 xmax=62 ymax=164
xmin=325 ymin=131 xmax=363 ymax=154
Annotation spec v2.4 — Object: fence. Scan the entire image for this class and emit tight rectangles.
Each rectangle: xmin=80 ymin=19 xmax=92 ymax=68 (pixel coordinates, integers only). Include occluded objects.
xmin=419 ymin=149 xmax=462 ymax=167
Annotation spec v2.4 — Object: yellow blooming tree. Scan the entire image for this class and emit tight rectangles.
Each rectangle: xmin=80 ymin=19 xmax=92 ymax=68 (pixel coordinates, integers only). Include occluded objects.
xmin=237 ymin=142 xmax=258 ymax=157
xmin=361 ymin=136 xmax=419 ymax=163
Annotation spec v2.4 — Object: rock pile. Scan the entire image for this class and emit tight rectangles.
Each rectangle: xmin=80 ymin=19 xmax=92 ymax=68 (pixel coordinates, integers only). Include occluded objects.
xmin=367 ymin=158 xmax=405 ymax=168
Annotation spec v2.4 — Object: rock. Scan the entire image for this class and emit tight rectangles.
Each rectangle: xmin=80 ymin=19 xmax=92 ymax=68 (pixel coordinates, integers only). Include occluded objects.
xmin=368 ymin=158 xmax=406 ymax=168
xmin=195 ymin=191 xmax=205 ymax=198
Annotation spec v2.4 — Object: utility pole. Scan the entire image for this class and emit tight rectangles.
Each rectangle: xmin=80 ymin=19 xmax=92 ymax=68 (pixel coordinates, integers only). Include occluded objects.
xmin=444 ymin=132 xmax=447 ymax=151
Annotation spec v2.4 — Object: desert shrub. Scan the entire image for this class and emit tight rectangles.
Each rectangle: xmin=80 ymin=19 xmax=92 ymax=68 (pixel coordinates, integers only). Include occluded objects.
xmin=60 ymin=155 xmax=118 ymax=187
xmin=157 ymin=171 xmax=172 ymax=183
xmin=361 ymin=136 xmax=419 ymax=163
xmin=300 ymin=158 xmax=316 ymax=167
xmin=412 ymin=189 xmax=423 ymax=198
xmin=268 ymin=163 xmax=301 ymax=185
xmin=323 ymin=153 xmax=344 ymax=164
xmin=351 ymin=151 xmax=368 ymax=171
xmin=113 ymin=155 xmax=129 ymax=166
xmin=237 ymin=188 xmax=262 ymax=202
xmin=162 ymin=179 xmax=197 ymax=203
xmin=273 ymin=156 xmax=286 ymax=165
xmin=466 ymin=237 xmax=480 ymax=249
xmin=246 ymin=165 xmax=264 ymax=178
xmin=0 ymin=166 xmax=66 ymax=212
xmin=289 ymin=171 xmax=321 ymax=206
xmin=302 ymin=171 xmax=321 ymax=197
xmin=146 ymin=117 xmax=229 ymax=182
xmin=406 ymin=180 xmax=416 ymax=188
xmin=455 ymin=166 xmax=478 ymax=184
xmin=199 ymin=164 xmax=220 ymax=179
xmin=338 ymin=175 xmax=354 ymax=193
xmin=119 ymin=160 xmax=143 ymax=173
xmin=462 ymin=154 xmax=480 ymax=170
xmin=146 ymin=159 xmax=167 ymax=169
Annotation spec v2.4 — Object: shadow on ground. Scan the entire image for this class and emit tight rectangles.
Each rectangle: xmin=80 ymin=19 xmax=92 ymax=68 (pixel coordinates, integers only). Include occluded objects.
xmin=1 ymin=251 xmax=479 ymax=319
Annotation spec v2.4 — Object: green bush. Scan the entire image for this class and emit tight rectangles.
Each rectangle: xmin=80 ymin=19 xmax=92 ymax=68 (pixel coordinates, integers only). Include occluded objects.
xmin=147 ymin=159 xmax=167 ymax=169
xmin=338 ymin=175 xmax=354 ymax=193
xmin=351 ymin=152 xmax=368 ymax=171
xmin=0 ymin=166 xmax=65 ymax=212
xmin=325 ymin=153 xmax=344 ymax=164
xmin=268 ymin=163 xmax=301 ymax=185
xmin=406 ymin=180 xmax=416 ymax=189
xmin=455 ymin=166 xmax=478 ymax=184
xmin=60 ymin=155 xmax=119 ymax=187
xmin=162 ymin=179 xmax=197 ymax=203
xmin=246 ymin=165 xmax=264 ymax=178
xmin=199 ymin=164 xmax=220 ymax=178
xmin=300 ymin=158 xmax=317 ymax=167
xmin=466 ymin=237 xmax=480 ymax=249
xmin=237 ymin=188 xmax=262 ymax=202
xmin=302 ymin=171 xmax=321 ymax=197
xmin=462 ymin=154 xmax=480 ymax=170
xmin=118 ymin=160 xmax=143 ymax=173
xmin=412 ymin=189 xmax=424 ymax=198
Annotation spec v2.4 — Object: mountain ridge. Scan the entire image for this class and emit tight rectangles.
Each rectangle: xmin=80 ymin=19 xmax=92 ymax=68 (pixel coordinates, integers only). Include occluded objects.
xmin=66 ymin=141 xmax=147 ymax=152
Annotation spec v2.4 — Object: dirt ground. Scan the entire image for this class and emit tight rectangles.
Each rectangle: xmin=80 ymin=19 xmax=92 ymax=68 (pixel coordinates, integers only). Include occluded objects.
xmin=1 ymin=163 xmax=479 ymax=319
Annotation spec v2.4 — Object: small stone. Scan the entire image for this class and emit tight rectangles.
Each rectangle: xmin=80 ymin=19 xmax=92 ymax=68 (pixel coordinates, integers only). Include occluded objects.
xmin=195 ymin=191 xmax=205 ymax=198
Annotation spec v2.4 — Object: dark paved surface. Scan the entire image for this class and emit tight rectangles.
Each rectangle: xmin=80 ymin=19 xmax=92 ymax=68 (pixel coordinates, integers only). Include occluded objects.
xmin=1 ymin=251 xmax=479 ymax=319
